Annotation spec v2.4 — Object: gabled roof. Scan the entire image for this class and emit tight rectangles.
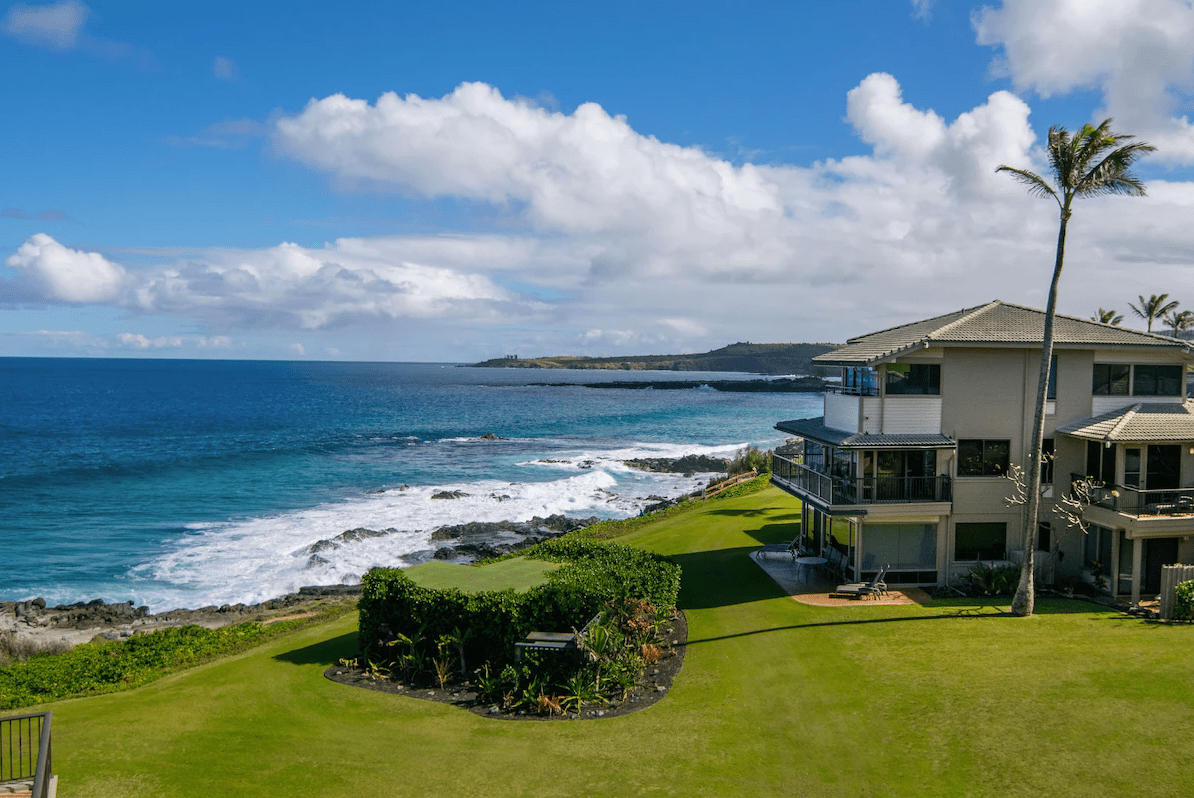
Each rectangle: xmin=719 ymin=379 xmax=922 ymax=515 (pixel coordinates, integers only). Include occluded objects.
xmin=814 ymin=300 xmax=1193 ymax=366
xmin=1055 ymin=401 xmax=1194 ymax=443
xmin=775 ymin=417 xmax=955 ymax=448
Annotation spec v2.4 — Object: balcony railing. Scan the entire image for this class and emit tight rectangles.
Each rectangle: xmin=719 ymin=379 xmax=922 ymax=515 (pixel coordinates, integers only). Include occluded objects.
xmin=772 ymin=455 xmax=952 ymax=506
xmin=1 ymin=711 xmax=53 ymax=798
xmin=1072 ymin=473 xmax=1194 ymax=517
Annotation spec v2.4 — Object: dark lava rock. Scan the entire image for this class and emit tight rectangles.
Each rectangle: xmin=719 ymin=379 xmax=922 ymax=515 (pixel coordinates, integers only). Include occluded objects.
xmin=623 ymin=454 xmax=730 ymax=474
xmin=478 ymin=433 xmax=507 ymax=440
xmin=433 ymin=546 xmax=457 ymax=560
xmin=431 ymin=490 xmax=470 ymax=500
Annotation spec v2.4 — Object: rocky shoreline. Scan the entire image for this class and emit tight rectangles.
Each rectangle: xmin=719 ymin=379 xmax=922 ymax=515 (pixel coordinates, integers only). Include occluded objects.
xmin=2 ymin=452 xmax=731 ymax=656
xmin=0 ymin=585 xmax=364 ymax=653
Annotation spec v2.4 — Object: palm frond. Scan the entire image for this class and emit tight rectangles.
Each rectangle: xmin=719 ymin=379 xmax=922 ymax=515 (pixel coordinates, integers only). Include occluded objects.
xmin=995 ymin=166 xmax=1058 ymax=202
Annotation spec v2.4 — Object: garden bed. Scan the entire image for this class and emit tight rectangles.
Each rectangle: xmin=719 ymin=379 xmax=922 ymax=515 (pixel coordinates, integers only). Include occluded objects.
xmin=324 ymin=610 xmax=687 ymax=720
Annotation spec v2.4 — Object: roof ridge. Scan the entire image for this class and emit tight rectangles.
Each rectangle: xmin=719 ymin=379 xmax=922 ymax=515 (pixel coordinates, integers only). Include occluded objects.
xmin=925 ymin=300 xmax=1002 ymax=341
xmin=844 ymin=303 xmax=989 ymax=345
xmin=993 ymin=300 xmax=1194 ymax=348
xmin=1107 ymin=403 xmax=1142 ymax=439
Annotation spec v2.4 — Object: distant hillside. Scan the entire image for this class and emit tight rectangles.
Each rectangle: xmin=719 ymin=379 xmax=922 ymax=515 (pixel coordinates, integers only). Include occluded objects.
xmin=470 ymin=342 xmax=841 ymax=376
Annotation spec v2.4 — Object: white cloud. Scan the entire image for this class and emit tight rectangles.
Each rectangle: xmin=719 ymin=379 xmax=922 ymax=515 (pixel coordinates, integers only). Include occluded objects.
xmin=2 ymin=0 xmax=89 ymax=50
xmin=911 ymin=0 xmax=936 ymax=20
xmin=6 ymin=233 xmax=128 ymax=302
xmin=10 ymin=75 xmax=1194 ymax=358
xmin=289 ymin=343 xmax=305 ymax=356
xmin=974 ymin=0 xmax=1194 ymax=162
xmin=213 ymin=55 xmax=237 ymax=81
xmin=117 ymin=333 xmax=183 ymax=349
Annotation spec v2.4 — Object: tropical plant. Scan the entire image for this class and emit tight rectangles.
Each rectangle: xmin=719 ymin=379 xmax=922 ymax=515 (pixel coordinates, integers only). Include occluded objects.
xmin=1091 ymin=308 xmax=1123 ymax=325
xmin=1172 ymin=579 xmax=1194 ymax=621
xmin=1129 ymin=293 xmax=1178 ymax=332
xmin=997 ymin=119 xmax=1154 ymax=617
xmin=1163 ymin=309 xmax=1194 ymax=338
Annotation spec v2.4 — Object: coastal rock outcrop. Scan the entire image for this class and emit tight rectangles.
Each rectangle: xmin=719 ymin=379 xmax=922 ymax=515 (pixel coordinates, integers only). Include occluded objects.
xmin=622 ymin=454 xmax=730 ymax=474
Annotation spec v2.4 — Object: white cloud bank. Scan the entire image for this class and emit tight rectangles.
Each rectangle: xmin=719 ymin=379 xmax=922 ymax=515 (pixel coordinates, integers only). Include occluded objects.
xmin=9 ymin=60 xmax=1194 ymax=357
xmin=975 ymin=0 xmax=1194 ymax=163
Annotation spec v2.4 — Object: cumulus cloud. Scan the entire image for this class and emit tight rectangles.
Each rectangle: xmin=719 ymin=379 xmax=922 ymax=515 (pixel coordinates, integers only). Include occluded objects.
xmin=974 ymin=0 xmax=1194 ymax=162
xmin=2 ymin=0 xmax=89 ymax=50
xmin=117 ymin=333 xmax=184 ymax=349
xmin=10 ymin=74 xmax=1194 ymax=357
xmin=6 ymin=233 xmax=127 ymax=302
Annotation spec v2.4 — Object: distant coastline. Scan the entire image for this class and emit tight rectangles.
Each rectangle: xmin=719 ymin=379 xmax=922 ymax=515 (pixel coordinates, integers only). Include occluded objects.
xmin=468 ymin=341 xmax=840 ymax=376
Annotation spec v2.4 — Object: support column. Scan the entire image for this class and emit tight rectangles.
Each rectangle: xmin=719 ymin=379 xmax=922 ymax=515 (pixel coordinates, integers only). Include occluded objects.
xmin=1111 ymin=530 xmax=1121 ymax=597
xmin=1131 ymin=535 xmax=1143 ymax=607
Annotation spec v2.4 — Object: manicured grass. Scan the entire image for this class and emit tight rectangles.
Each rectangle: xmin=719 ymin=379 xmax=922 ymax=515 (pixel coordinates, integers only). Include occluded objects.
xmin=33 ymin=485 xmax=1194 ymax=797
xmin=403 ymin=557 xmax=560 ymax=592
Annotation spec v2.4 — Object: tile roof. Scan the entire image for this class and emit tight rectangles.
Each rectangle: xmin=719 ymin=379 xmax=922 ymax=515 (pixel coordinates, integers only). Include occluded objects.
xmin=775 ymin=417 xmax=955 ymax=448
xmin=1055 ymin=400 xmax=1194 ymax=442
xmin=814 ymin=300 xmax=1193 ymax=366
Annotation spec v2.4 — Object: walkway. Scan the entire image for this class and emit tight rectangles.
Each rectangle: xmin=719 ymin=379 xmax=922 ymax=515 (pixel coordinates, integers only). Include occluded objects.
xmin=751 ymin=553 xmax=930 ymax=607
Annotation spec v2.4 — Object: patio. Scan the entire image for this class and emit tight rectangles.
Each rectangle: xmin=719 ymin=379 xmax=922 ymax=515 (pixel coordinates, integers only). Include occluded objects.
xmin=751 ymin=550 xmax=931 ymax=607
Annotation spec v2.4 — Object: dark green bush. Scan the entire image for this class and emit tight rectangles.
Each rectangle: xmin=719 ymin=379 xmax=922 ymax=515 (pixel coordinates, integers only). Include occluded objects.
xmin=356 ymin=538 xmax=681 ymax=678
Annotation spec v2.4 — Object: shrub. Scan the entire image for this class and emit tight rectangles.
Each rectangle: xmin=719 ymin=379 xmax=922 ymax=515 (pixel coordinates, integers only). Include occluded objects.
xmin=356 ymin=538 xmax=681 ymax=705
xmin=1174 ymin=579 xmax=1194 ymax=621
xmin=728 ymin=445 xmax=771 ymax=476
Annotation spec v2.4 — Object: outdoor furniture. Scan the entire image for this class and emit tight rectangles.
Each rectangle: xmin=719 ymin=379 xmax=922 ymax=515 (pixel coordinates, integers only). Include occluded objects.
xmin=753 ymin=538 xmax=804 ymax=561
xmin=794 ymin=555 xmax=827 ymax=581
xmin=832 ymin=567 xmax=888 ymax=600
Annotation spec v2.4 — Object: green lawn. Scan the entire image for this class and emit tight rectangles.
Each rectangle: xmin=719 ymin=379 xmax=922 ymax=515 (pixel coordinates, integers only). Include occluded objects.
xmin=32 ymin=485 xmax=1194 ymax=797
xmin=403 ymin=557 xmax=560 ymax=592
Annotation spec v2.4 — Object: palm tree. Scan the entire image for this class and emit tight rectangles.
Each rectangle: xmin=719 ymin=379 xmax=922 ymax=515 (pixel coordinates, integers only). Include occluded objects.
xmin=997 ymin=120 xmax=1154 ymax=617
xmin=1164 ymin=309 xmax=1194 ymax=338
xmin=1091 ymin=308 xmax=1123 ymax=325
xmin=1129 ymin=294 xmax=1179 ymax=332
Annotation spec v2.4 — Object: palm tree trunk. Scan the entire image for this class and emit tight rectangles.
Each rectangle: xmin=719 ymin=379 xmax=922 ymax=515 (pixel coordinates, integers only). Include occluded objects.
xmin=1012 ymin=211 xmax=1069 ymax=616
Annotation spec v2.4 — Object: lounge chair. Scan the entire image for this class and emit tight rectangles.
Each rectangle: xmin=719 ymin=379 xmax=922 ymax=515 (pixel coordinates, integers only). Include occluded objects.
xmin=753 ymin=538 xmax=804 ymax=561
xmin=832 ymin=567 xmax=888 ymax=600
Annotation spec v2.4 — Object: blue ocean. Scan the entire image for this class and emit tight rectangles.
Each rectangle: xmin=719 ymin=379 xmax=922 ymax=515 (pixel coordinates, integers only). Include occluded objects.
xmin=0 ymin=359 xmax=818 ymax=611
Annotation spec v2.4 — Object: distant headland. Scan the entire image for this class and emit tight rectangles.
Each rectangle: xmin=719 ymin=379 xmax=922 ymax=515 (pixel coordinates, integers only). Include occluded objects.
xmin=469 ymin=342 xmax=840 ymax=376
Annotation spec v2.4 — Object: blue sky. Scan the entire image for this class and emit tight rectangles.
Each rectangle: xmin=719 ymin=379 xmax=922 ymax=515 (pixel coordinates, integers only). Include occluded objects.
xmin=4 ymin=0 xmax=1194 ymax=361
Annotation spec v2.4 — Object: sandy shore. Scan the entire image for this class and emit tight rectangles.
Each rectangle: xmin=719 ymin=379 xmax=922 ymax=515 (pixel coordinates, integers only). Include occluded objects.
xmin=0 ymin=584 xmax=361 ymax=652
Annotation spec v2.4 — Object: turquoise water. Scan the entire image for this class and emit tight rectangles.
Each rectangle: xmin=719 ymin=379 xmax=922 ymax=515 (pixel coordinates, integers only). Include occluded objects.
xmin=0 ymin=359 xmax=819 ymax=610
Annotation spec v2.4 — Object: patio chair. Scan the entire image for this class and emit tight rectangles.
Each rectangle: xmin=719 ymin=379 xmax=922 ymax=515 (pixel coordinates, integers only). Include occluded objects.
xmin=832 ymin=567 xmax=888 ymax=600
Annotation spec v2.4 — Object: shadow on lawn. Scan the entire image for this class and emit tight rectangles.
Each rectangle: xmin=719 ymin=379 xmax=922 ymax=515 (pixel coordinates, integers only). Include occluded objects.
xmin=273 ymin=631 xmax=359 ymax=667
xmin=672 ymin=546 xmax=793 ymax=610
xmin=683 ymin=608 xmax=1012 ymax=646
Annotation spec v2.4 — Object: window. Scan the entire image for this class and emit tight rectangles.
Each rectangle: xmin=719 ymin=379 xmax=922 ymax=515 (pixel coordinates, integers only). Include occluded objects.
xmin=1085 ymin=440 xmax=1115 ymax=484
xmin=842 ymin=366 xmax=878 ymax=396
xmin=1092 ymin=364 xmax=1130 ymax=396
xmin=1037 ymin=522 xmax=1051 ymax=553
xmin=885 ymin=363 xmax=941 ymax=395
xmin=1124 ymin=447 xmax=1141 ymax=487
xmin=861 ymin=523 xmax=937 ymax=571
xmin=957 ymin=439 xmax=1011 ymax=476
xmin=1094 ymin=363 xmax=1183 ymax=396
xmin=1047 ymin=355 xmax=1057 ymax=400
xmin=1040 ymin=439 xmax=1054 ymax=484
xmin=955 ymin=522 xmax=1007 ymax=561
xmin=1133 ymin=365 xmax=1183 ymax=396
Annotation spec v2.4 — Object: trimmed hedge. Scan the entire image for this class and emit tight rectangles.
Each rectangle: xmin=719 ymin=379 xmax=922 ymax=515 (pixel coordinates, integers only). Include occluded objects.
xmin=1174 ymin=579 xmax=1194 ymax=621
xmin=357 ymin=538 xmax=680 ymax=670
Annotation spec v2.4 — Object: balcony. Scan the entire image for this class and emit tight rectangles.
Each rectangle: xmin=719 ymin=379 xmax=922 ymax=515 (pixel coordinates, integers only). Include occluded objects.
xmin=772 ymin=455 xmax=952 ymax=507
xmin=1075 ymin=473 xmax=1194 ymax=517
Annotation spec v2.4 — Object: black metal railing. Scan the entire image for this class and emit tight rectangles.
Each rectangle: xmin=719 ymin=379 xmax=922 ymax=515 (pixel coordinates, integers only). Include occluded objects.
xmin=0 ymin=711 xmax=52 ymax=797
xmin=772 ymin=455 xmax=952 ymax=505
xmin=1073 ymin=473 xmax=1194 ymax=517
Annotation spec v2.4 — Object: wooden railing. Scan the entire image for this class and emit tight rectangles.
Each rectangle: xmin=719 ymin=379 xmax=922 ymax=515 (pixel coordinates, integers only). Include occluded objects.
xmin=0 ymin=711 xmax=52 ymax=798
xmin=703 ymin=469 xmax=758 ymax=499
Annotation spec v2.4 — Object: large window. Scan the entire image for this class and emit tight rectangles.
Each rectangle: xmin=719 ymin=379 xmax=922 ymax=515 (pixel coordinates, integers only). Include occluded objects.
xmin=885 ymin=363 xmax=941 ymax=395
xmin=957 ymin=439 xmax=1010 ymax=476
xmin=955 ymin=522 xmax=1006 ymax=561
xmin=1040 ymin=439 xmax=1054 ymax=484
xmin=1133 ymin=365 xmax=1183 ymax=396
xmin=1093 ymin=363 xmax=1182 ymax=396
xmin=842 ymin=366 xmax=878 ymax=396
xmin=1093 ymin=364 xmax=1130 ymax=396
